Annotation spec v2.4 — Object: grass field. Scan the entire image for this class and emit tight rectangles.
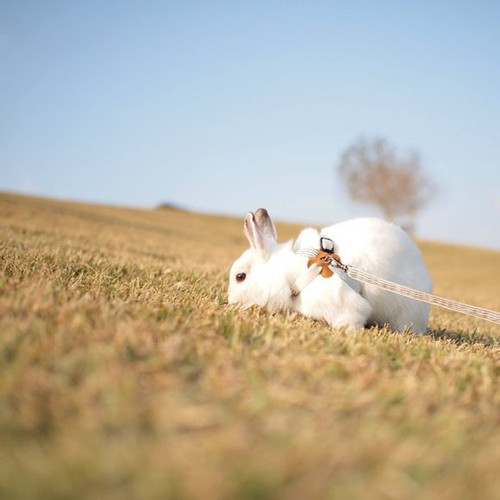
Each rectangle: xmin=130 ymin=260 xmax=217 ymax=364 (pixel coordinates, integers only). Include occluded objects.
xmin=1 ymin=192 xmax=499 ymax=500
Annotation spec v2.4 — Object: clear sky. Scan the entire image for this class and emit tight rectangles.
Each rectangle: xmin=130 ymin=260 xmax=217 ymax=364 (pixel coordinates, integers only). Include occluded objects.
xmin=1 ymin=1 xmax=499 ymax=249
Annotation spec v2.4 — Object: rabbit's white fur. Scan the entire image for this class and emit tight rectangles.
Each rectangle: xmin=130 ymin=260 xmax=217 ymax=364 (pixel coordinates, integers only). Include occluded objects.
xmin=228 ymin=209 xmax=432 ymax=333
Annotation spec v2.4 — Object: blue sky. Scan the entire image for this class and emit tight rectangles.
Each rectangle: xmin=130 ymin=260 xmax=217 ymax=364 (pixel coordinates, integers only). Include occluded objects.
xmin=1 ymin=1 xmax=499 ymax=249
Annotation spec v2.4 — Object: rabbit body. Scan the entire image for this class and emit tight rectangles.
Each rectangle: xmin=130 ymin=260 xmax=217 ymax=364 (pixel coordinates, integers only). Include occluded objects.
xmin=228 ymin=209 xmax=432 ymax=333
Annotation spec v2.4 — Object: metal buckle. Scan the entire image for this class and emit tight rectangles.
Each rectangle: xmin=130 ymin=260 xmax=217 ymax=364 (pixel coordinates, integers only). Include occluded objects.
xmin=319 ymin=237 xmax=334 ymax=254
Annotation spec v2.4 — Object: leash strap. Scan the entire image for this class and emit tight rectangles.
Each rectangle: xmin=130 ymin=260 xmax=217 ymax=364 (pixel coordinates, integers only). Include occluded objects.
xmin=292 ymin=242 xmax=500 ymax=325
xmin=342 ymin=264 xmax=500 ymax=325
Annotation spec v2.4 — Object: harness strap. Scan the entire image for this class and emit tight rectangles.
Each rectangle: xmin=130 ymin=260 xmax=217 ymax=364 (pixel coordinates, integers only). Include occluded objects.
xmin=291 ymin=264 xmax=322 ymax=297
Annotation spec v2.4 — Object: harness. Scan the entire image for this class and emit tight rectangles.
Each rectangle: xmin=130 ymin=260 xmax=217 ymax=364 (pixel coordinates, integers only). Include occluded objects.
xmin=292 ymin=238 xmax=500 ymax=325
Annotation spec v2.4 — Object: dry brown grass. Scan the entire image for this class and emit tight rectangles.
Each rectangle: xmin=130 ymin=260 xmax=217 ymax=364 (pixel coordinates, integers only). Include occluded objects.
xmin=1 ymin=192 xmax=499 ymax=500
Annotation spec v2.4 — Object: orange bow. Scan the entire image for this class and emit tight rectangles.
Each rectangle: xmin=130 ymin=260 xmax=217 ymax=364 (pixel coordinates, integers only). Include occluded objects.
xmin=307 ymin=250 xmax=342 ymax=278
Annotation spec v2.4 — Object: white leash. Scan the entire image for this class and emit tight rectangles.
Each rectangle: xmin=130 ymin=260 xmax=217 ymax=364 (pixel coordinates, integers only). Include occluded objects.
xmin=344 ymin=265 xmax=500 ymax=325
xmin=292 ymin=244 xmax=500 ymax=326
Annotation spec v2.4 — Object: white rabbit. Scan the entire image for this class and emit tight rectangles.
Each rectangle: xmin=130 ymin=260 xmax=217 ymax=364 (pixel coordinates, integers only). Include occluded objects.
xmin=228 ymin=208 xmax=432 ymax=333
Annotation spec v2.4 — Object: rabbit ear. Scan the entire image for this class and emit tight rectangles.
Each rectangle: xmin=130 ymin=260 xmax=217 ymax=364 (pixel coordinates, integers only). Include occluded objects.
xmin=244 ymin=212 xmax=259 ymax=250
xmin=254 ymin=208 xmax=277 ymax=243
xmin=243 ymin=209 xmax=277 ymax=258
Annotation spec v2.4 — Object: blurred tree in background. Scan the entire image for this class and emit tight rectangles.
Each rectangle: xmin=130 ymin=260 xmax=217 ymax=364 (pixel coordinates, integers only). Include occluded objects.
xmin=338 ymin=137 xmax=437 ymax=233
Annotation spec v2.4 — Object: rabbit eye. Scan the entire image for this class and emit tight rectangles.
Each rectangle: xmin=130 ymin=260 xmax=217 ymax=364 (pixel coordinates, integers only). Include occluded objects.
xmin=236 ymin=273 xmax=247 ymax=283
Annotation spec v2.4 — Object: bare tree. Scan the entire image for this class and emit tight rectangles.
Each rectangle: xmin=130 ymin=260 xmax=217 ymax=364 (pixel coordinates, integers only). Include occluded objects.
xmin=338 ymin=137 xmax=437 ymax=233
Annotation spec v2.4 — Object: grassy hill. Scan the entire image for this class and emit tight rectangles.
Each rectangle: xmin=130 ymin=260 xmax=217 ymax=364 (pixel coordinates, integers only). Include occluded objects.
xmin=1 ymin=192 xmax=499 ymax=499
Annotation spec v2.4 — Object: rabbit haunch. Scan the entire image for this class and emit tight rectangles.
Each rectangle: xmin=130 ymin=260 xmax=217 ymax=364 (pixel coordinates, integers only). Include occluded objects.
xmin=228 ymin=208 xmax=432 ymax=333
